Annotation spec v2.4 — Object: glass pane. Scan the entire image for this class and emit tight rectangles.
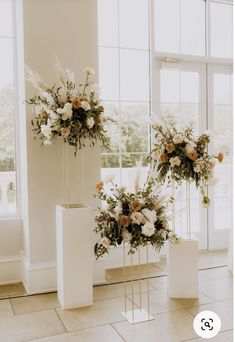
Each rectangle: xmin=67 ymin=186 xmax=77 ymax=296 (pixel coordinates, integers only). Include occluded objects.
xmin=120 ymin=49 xmax=149 ymax=101
xmin=160 ymin=69 xmax=199 ymax=129
xmin=160 ymin=69 xmax=180 ymax=103
xmin=155 ymin=0 xmax=180 ymax=53
xmin=181 ymin=71 xmax=199 ymax=104
xmin=98 ymin=0 xmax=118 ymax=47
xmin=214 ymin=74 xmax=232 ymax=105
xmin=0 ymin=38 xmax=13 ymax=89
xmin=120 ymin=102 xmax=149 ymax=153
xmin=210 ymin=2 xmax=233 ymax=58
xmin=181 ymin=0 xmax=205 ymax=56
xmin=213 ymin=73 xmax=232 ymax=231
xmin=99 ymin=47 xmax=119 ymax=100
xmin=119 ymin=0 xmax=149 ymax=50
xmin=0 ymin=0 xmax=13 ymax=37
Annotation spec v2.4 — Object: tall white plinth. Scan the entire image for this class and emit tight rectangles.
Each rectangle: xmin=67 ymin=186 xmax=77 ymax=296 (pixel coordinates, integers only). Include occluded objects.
xmin=56 ymin=204 xmax=93 ymax=309
xmin=167 ymin=236 xmax=199 ymax=298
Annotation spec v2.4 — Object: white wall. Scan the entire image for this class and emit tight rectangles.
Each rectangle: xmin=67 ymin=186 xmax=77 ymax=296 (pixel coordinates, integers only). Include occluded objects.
xmin=20 ymin=0 xmax=100 ymax=293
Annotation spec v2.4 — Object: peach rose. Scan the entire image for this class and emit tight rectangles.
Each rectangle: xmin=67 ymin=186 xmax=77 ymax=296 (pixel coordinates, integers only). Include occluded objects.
xmin=166 ymin=143 xmax=175 ymax=154
xmin=187 ymin=149 xmax=198 ymax=161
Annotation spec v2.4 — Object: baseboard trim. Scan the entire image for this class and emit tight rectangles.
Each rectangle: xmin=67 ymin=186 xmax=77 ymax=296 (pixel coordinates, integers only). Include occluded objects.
xmin=22 ymin=258 xmax=57 ymax=294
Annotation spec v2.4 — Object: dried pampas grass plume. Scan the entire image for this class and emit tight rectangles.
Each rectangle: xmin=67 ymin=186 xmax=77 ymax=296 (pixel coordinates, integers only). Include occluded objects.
xmin=25 ymin=65 xmax=48 ymax=92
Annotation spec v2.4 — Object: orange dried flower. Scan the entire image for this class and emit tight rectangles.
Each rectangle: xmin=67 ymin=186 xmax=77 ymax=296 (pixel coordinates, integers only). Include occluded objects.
xmin=71 ymin=97 xmax=81 ymax=109
xmin=96 ymin=181 xmax=104 ymax=192
xmin=39 ymin=111 xmax=47 ymax=119
xmin=217 ymin=152 xmax=224 ymax=163
xmin=166 ymin=143 xmax=175 ymax=154
xmin=120 ymin=215 xmax=130 ymax=228
xmin=130 ymin=201 xmax=142 ymax=212
xmin=160 ymin=153 xmax=168 ymax=163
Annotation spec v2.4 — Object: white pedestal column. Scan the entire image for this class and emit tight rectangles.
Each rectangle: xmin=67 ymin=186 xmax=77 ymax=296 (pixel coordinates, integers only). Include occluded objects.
xmin=56 ymin=204 xmax=93 ymax=309
xmin=167 ymin=236 xmax=199 ymax=298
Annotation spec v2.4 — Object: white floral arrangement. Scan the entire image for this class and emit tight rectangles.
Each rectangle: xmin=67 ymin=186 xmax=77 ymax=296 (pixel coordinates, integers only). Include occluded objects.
xmin=26 ymin=61 xmax=110 ymax=154
xmin=94 ymin=178 xmax=177 ymax=258
xmin=150 ymin=123 xmax=224 ymax=207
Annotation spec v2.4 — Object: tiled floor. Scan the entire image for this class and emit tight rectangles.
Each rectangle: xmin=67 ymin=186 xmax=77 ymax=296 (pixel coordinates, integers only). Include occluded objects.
xmin=0 ymin=251 xmax=232 ymax=341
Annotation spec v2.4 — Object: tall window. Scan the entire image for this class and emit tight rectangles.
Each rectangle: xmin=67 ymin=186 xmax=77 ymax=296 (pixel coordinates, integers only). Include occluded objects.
xmin=154 ymin=0 xmax=233 ymax=249
xmin=0 ymin=0 xmax=17 ymax=215
xmin=98 ymin=0 xmax=151 ymax=192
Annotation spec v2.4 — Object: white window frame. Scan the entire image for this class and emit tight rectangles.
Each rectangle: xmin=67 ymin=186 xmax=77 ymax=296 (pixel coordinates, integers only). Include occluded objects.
xmin=0 ymin=0 xmax=21 ymax=218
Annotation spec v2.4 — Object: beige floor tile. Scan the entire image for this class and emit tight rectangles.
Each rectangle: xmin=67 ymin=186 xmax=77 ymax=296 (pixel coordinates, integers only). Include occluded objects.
xmin=11 ymin=293 xmax=60 ymax=315
xmin=128 ymin=288 xmax=213 ymax=315
xmin=198 ymin=250 xmax=227 ymax=269
xmin=0 ymin=299 xmax=14 ymax=319
xmin=199 ymin=267 xmax=232 ymax=282
xmin=148 ymin=276 xmax=167 ymax=290
xmin=113 ymin=309 xmax=197 ymax=342
xmin=185 ymin=299 xmax=233 ymax=332
xmin=0 ymin=283 xmax=26 ymax=298
xmin=186 ymin=329 xmax=233 ymax=342
xmin=56 ymin=296 xmax=134 ymax=331
xmin=0 ymin=309 xmax=65 ymax=342
xmin=31 ymin=324 xmax=124 ymax=341
xmin=199 ymin=277 xmax=233 ymax=301
xmin=94 ymin=279 xmax=155 ymax=301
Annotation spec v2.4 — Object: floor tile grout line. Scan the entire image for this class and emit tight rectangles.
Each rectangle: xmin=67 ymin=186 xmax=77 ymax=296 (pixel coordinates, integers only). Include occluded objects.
xmin=111 ymin=323 xmax=127 ymax=342
xmin=53 ymin=308 xmax=68 ymax=333
xmin=9 ymin=297 xmax=16 ymax=316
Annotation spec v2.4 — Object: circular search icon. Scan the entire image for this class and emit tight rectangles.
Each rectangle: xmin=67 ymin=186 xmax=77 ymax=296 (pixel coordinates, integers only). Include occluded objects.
xmin=193 ymin=310 xmax=221 ymax=339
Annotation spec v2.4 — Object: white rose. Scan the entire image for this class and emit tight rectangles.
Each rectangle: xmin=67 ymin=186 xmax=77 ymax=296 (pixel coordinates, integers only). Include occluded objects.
xmin=81 ymin=101 xmax=91 ymax=111
xmin=100 ymin=237 xmax=110 ymax=250
xmin=41 ymin=123 xmax=52 ymax=139
xmin=151 ymin=149 xmax=161 ymax=160
xmin=142 ymin=208 xmax=157 ymax=223
xmin=173 ymin=133 xmax=183 ymax=144
xmin=123 ymin=230 xmax=132 ymax=242
xmin=170 ymin=156 xmax=181 ymax=167
xmin=185 ymin=143 xmax=196 ymax=153
xmin=142 ymin=222 xmax=155 ymax=237
xmin=114 ymin=202 xmax=123 ymax=217
xmin=86 ymin=116 xmax=95 ymax=129
xmin=194 ymin=165 xmax=201 ymax=173
xmin=57 ymin=102 xmax=73 ymax=121
xmin=130 ymin=212 xmax=144 ymax=225
xmin=43 ymin=139 xmax=52 ymax=145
